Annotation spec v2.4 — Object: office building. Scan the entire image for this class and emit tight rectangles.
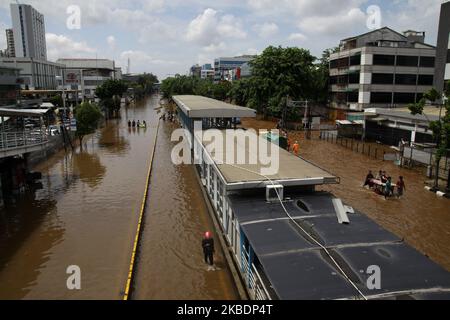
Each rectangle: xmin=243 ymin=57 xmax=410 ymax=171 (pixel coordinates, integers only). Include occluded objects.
xmin=0 ymin=57 xmax=63 ymax=90
xmin=329 ymin=27 xmax=436 ymax=111
xmin=434 ymin=1 xmax=450 ymax=94
xmin=5 ymin=29 xmax=15 ymax=57
xmin=214 ymin=56 xmax=255 ymax=82
xmin=10 ymin=3 xmax=47 ymax=60
xmin=200 ymin=64 xmax=214 ymax=80
xmin=0 ymin=61 xmax=20 ymax=107
xmin=57 ymin=58 xmax=117 ymax=98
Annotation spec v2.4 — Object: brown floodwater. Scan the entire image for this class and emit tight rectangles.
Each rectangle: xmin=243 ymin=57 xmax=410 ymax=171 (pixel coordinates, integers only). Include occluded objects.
xmin=242 ymin=118 xmax=450 ymax=272
xmin=0 ymin=95 xmax=237 ymax=300
xmin=132 ymin=121 xmax=238 ymax=300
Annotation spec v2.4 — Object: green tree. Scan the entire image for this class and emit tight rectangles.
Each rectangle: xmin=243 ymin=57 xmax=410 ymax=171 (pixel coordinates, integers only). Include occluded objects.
xmin=248 ymin=46 xmax=317 ymax=117
xmin=409 ymin=84 xmax=450 ymax=190
xmin=95 ymin=79 xmax=128 ymax=118
xmin=75 ymin=102 xmax=103 ymax=151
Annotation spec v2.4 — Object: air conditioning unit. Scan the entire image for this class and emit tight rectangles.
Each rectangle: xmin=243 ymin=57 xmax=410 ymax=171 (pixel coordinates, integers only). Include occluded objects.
xmin=266 ymin=184 xmax=284 ymax=203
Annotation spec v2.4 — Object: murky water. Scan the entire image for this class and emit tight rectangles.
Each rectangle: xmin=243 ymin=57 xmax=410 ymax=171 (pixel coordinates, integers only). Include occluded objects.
xmin=242 ymin=118 xmax=450 ymax=272
xmin=0 ymin=95 xmax=237 ymax=300
xmin=133 ymin=121 xmax=238 ymax=300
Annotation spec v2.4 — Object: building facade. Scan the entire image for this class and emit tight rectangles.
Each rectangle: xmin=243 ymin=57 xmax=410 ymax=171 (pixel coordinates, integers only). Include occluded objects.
xmin=10 ymin=3 xmax=47 ymax=60
xmin=0 ymin=57 xmax=63 ymax=90
xmin=5 ymin=29 xmax=15 ymax=58
xmin=57 ymin=58 xmax=117 ymax=99
xmin=434 ymin=1 xmax=450 ymax=94
xmin=214 ymin=56 xmax=254 ymax=82
xmin=329 ymin=27 xmax=436 ymax=111
xmin=200 ymin=64 xmax=214 ymax=80
xmin=0 ymin=62 xmax=20 ymax=107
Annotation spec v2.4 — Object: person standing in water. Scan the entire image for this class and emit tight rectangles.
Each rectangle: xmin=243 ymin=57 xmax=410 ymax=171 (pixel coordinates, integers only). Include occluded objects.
xmin=202 ymin=231 xmax=215 ymax=266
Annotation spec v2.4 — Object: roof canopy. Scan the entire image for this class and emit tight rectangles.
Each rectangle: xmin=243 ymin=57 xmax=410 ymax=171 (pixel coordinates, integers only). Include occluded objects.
xmin=173 ymin=95 xmax=256 ymax=118
xmin=0 ymin=108 xmax=51 ymax=117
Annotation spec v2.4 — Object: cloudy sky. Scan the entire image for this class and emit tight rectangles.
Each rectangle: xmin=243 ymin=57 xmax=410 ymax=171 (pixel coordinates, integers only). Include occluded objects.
xmin=0 ymin=0 xmax=447 ymax=80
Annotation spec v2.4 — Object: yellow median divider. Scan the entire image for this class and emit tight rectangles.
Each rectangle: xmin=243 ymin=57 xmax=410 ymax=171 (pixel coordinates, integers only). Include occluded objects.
xmin=123 ymin=120 xmax=160 ymax=300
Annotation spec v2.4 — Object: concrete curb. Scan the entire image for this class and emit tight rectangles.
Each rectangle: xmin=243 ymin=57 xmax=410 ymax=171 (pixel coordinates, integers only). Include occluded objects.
xmin=193 ymin=168 xmax=249 ymax=301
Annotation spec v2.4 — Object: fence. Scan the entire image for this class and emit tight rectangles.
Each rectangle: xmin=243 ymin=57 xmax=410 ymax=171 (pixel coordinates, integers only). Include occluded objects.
xmin=402 ymin=146 xmax=449 ymax=180
xmin=0 ymin=130 xmax=48 ymax=151
xmin=319 ymin=131 xmax=394 ymax=161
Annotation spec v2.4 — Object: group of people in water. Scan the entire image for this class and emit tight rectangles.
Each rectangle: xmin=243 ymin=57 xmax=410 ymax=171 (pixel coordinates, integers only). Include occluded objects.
xmin=363 ymin=170 xmax=406 ymax=199
xmin=128 ymin=120 xmax=147 ymax=128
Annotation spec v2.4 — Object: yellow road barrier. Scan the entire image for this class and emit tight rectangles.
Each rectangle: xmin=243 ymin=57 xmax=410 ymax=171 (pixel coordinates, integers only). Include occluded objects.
xmin=123 ymin=121 xmax=160 ymax=300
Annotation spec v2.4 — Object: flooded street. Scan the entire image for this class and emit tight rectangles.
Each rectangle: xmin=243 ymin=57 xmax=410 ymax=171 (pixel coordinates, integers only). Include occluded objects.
xmin=0 ymin=95 xmax=237 ymax=300
xmin=133 ymin=121 xmax=238 ymax=300
xmin=242 ymin=118 xmax=450 ymax=272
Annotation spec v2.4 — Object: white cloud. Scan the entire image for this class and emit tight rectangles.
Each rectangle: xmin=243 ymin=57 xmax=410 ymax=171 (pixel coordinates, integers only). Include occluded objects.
xmin=186 ymin=8 xmax=247 ymax=46
xmin=46 ymin=33 xmax=96 ymax=61
xmin=298 ymin=8 xmax=366 ymax=36
xmin=253 ymin=22 xmax=279 ymax=38
xmin=107 ymin=36 xmax=116 ymax=49
xmin=288 ymin=33 xmax=307 ymax=42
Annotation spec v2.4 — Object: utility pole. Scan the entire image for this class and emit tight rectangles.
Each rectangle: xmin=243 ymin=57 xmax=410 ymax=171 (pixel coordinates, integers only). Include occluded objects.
xmin=286 ymin=96 xmax=312 ymax=139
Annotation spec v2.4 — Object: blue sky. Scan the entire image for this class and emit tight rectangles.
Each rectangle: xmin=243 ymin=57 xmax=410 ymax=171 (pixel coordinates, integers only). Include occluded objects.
xmin=0 ymin=0 xmax=447 ymax=80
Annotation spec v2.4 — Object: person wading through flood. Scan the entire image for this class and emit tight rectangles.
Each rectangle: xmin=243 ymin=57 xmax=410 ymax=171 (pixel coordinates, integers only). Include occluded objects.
xmin=292 ymin=141 xmax=300 ymax=156
xmin=202 ymin=231 xmax=215 ymax=266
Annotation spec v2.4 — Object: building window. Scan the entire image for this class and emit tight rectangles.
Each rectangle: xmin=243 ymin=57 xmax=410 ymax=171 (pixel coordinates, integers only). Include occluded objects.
xmin=396 ymin=55 xmax=419 ymax=67
xmin=349 ymin=54 xmax=361 ymax=66
xmin=393 ymin=92 xmax=416 ymax=104
xmin=371 ymin=92 xmax=392 ymax=103
xmin=330 ymin=59 xmax=338 ymax=69
xmin=348 ymin=92 xmax=359 ymax=103
xmin=348 ymin=73 xmax=360 ymax=84
xmin=420 ymin=56 xmax=435 ymax=68
xmin=372 ymin=73 xmax=394 ymax=85
xmin=373 ymin=54 xmax=395 ymax=66
xmin=395 ymin=74 xmax=417 ymax=85
xmin=418 ymin=75 xmax=434 ymax=86
xmin=447 ymin=49 xmax=450 ymax=63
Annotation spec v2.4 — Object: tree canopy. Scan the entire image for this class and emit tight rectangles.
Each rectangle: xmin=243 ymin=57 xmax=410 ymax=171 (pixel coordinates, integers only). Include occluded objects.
xmin=75 ymin=102 xmax=103 ymax=150
xmin=95 ymin=79 xmax=128 ymax=117
xmin=161 ymin=45 xmax=333 ymax=121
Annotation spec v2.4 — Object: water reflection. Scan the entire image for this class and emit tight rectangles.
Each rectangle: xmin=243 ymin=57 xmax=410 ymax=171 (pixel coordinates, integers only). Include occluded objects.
xmin=73 ymin=152 xmax=106 ymax=189
xmin=98 ymin=120 xmax=131 ymax=156
xmin=0 ymin=193 xmax=63 ymax=299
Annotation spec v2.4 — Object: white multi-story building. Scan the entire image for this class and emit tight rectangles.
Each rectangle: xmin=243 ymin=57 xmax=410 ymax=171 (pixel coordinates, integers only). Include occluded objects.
xmin=10 ymin=3 xmax=47 ymax=60
xmin=57 ymin=58 xmax=118 ymax=99
xmin=329 ymin=27 xmax=436 ymax=111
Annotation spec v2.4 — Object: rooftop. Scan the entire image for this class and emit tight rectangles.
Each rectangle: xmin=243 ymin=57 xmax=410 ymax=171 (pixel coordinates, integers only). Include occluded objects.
xmin=202 ymin=132 xmax=338 ymax=188
xmin=229 ymin=192 xmax=450 ymax=300
xmin=365 ymin=107 xmax=442 ymax=122
xmin=173 ymin=95 xmax=256 ymax=118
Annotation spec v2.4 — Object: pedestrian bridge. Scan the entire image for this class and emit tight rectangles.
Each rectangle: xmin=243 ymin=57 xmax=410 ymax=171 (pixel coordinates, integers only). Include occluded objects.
xmin=0 ymin=108 xmax=49 ymax=159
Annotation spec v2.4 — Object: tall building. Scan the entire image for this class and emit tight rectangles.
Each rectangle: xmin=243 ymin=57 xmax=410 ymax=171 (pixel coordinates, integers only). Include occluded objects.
xmin=329 ymin=27 xmax=436 ymax=111
xmin=214 ymin=56 xmax=255 ymax=82
xmin=10 ymin=3 xmax=47 ymax=60
xmin=434 ymin=1 xmax=450 ymax=94
xmin=5 ymin=29 xmax=15 ymax=57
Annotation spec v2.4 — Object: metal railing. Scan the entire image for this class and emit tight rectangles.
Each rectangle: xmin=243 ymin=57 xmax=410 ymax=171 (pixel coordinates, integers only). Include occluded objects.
xmin=241 ymin=247 xmax=272 ymax=300
xmin=0 ymin=130 xmax=48 ymax=151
